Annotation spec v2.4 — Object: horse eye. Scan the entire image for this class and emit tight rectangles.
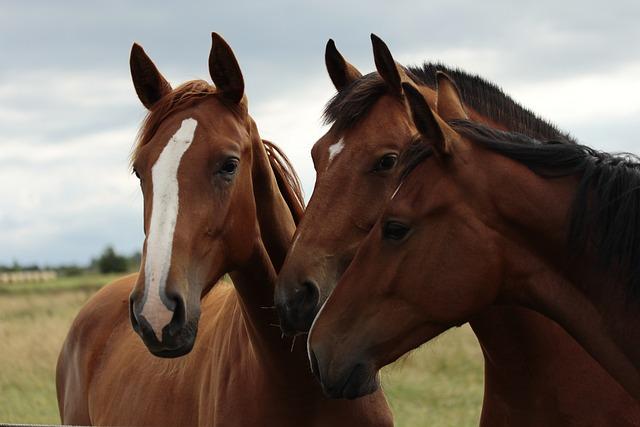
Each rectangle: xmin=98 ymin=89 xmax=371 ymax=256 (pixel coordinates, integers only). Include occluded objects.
xmin=382 ymin=220 xmax=410 ymax=241
xmin=219 ymin=158 xmax=239 ymax=175
xmin=374 ymin=154 xmax=398 ymax=172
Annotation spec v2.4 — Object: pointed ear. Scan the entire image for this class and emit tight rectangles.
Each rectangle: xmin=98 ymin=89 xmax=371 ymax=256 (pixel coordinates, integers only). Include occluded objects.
xmin=371 ymin=34 xmax=409 ymax=96
xmin=209 ymin=32 xmax=245 ymax=104
xmin=436 ymin=71 xmax=468 ymax=121
xmin=325 ymin=39 xmax=363 ymax=91
xmin=403 ymin=83 xmax=454 ymax=156
xmin=130 ymin=43 xmax=172 ymax=109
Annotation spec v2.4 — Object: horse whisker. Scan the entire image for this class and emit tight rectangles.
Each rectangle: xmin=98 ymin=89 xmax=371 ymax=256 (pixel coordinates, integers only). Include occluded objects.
xmin=260 ymin=305 xmax=276 ymax=310
xmin=290 ymin=335 xmax=297 ymax=353
xmin=269 ymin=323 xmax=281 ymax=328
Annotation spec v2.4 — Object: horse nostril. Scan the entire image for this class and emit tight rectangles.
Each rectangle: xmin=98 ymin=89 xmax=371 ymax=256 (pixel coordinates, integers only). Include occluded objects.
xmin=129 ymin=295 xmax=141 ymax=333
xmin=278 ymin=279 xmax=321 ymax=333
xmin=164 ymin=295 xmax=186 ymax=338
xmin=293 ymin=280 xmax=320 ymax=311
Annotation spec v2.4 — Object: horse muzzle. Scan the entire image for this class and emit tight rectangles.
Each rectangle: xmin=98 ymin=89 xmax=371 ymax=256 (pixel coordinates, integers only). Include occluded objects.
xmin=129 ymin=293 xmax=199 ymax=358
xmin=309 ymin=345 xmax=380 ymax=399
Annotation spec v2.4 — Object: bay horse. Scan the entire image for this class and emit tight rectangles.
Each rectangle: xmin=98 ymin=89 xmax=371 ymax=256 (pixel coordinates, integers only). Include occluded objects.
xmin=308 ymin=78 xmax=640 ymax=409
xmin=56 ymin=33 xmax=392 ymax=426
xmin=276 ymin=35 xmax=639 ymax=424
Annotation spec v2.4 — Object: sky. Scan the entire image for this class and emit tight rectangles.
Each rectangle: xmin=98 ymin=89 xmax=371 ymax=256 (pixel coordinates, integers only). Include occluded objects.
xmin=1 ymin=0 xmax=638 ymax=265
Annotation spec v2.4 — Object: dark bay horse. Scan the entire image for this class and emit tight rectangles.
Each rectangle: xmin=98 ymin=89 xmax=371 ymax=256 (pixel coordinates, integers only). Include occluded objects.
xmin=276 ymin=35 xmax=639 ymax=424
xmin=309 ymin=78 xmax=640 ymax=410
xmin=56 ymin=33 xmax=392 ymax=426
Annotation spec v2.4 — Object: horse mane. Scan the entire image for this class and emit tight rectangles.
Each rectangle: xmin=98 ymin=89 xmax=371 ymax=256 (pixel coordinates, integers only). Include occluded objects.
xmin=323 ymin=63 xmax=574 ymax=143
xmin=262 ymin=139 xmax=305 ymax=224
xmin=402 ymin=119 xmax=640 ymax=299
xmin=130 ymin=80 xmax=304 ymax=222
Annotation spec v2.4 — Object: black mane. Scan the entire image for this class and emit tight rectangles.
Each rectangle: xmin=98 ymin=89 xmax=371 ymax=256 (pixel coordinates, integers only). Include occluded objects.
xmin=323 ymin=62 xmax=575 ymax=143
xmin=403 ymin=120 xmax=640 ymax=299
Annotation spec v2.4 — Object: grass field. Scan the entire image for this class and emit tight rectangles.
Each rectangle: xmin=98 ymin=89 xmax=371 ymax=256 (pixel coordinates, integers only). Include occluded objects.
xmin=0 ymin=274 xmax=483 ymax=426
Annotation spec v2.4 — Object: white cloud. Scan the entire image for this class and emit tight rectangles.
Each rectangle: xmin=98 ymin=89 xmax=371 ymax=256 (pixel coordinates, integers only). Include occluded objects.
xmin=251 ymin=75 xmax=335 ymax=198
xmin=509 ymin=61 xmax=640 ymax=124
xmin=0 ymin=69 xmax=143 ymax=264
xmin=0 ymin=122 xmax=143 ymax=264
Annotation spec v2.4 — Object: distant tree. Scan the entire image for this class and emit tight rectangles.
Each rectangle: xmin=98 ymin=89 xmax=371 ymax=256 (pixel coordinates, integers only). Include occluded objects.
xmin=96 ymin=246 xmax=128 ymax=274
xmin=0 ymin=260 xmax=41 ymax=272
xmin=127 ymin=251 xmax=142 ymax=272
xmin=56 ymin=264 xmax=84 ymax=276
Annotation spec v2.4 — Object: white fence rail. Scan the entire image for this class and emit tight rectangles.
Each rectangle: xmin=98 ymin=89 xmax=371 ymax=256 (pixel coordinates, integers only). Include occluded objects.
xmin=0 ymin=270 xmax=58 ymax=284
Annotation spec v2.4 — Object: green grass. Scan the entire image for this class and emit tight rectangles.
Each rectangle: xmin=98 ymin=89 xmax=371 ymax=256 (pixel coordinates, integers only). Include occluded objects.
xmin=0 ymin=274 xmax=116 ymax=424
xmin=0 ymin=273 xmax=122 ymax=295
xmin=382 ymin=327 xmax=483 ymax=426
xmin=0 ymin=274 xmax=483 ymax=426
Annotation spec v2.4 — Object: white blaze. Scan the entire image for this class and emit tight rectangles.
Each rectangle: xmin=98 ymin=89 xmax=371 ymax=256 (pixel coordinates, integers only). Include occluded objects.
xmin=327 ymin=138 xmax=345 ymax=167
xmin=141 ymin=118 xmax=198 ymax=340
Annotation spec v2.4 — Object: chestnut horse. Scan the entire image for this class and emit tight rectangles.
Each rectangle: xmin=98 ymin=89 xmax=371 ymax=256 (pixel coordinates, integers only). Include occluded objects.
xmin=309 ymin=79 xmax=640 ymax=411
xmin=56 ymin=34 xmax=392 ymax=426
xmin=276 ymin=35 xmax=639 ymax=424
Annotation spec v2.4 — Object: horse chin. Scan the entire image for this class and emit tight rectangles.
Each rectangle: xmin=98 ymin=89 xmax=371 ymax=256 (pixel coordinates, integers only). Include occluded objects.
xmin=148 ymin=343 xmax=195 ymax=359
xmin=140 ymin=318 xmax=199 ymax=359
xmin=339 ymin=365 xmax=380 ymax=400
xmin=319 ymin=360 xmax=380 ymax=400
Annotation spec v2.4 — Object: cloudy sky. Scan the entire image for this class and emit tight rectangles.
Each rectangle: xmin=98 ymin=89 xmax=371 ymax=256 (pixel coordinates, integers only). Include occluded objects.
xmin=1 ymin=0 xmax=638 ymax=265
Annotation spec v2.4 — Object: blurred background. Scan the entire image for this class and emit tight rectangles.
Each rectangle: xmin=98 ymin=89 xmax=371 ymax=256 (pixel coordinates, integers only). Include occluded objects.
xmin=1 ymin=0 xmax=638 ymax=425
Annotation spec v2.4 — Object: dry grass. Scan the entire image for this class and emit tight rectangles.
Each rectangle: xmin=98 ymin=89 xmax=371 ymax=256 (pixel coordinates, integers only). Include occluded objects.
xmin=0 ymin=275 xmax=484 ymax=426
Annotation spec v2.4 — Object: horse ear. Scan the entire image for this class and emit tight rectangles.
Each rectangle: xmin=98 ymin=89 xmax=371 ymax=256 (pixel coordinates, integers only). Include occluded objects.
xmin=209 ymin=32 xmax=245 ymax=104
xmin=325 ymin=39 xmax=362 ymax=91
xmin=403 ymin=83 xmax=453 ymax=156
xmin=371 ymin=34 xmax=408 ymax=96
xmin=436 ymin=71 xmax=468 ymax=121
xmin=130 ymin=43 xmax=172 ymax=110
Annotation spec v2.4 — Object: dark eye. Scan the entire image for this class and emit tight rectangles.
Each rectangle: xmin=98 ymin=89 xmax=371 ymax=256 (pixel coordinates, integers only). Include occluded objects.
xmin=219 ymin=158 xmax=239 ymax=176
xmin=374 ymin=154 xmax=398 ymax=172
xmin=133 ymin=169 xmax=140 ymax=179
xmin=382 ymin=220 xmax=410 ymax=241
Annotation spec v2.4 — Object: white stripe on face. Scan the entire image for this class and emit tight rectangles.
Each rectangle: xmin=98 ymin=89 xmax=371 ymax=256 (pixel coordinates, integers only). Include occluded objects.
xmin=327 ymin=138 xmax=345 ymax=168
xmin=141 ymin=118 xmax=198 ymax=341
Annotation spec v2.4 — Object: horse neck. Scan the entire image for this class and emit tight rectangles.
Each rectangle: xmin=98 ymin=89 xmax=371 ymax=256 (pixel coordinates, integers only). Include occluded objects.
xmin=226 ymin=123 xmax=311 ymax=377
xmin=230 ymin=119 xmax=296 ymax=334
xmin=485 ymin=157 xmax=640 ymax=398
xmin=250 ymin=121 xmax=296 ymax=270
